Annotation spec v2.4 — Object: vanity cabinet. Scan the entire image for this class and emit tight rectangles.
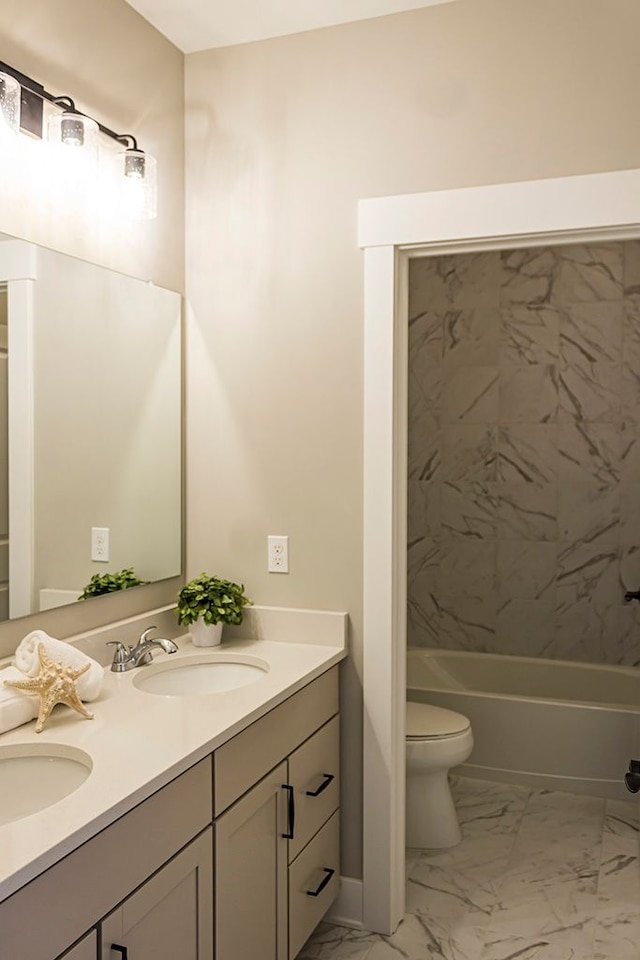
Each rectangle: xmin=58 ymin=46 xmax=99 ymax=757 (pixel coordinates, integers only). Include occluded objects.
xmin=0 ymin=666 xmax=340 ymax=960
xmin=214 ymin=667 xmax=340 ymax=960
xmin=0 ymin=758 xmax=212 ymax=960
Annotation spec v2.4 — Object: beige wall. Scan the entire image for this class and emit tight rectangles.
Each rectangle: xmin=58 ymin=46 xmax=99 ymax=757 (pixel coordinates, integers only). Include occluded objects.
xmin=185 ymin=0 xmax=640 ymax=879
xmin=0 ymin=0 xmax=184 ymax=656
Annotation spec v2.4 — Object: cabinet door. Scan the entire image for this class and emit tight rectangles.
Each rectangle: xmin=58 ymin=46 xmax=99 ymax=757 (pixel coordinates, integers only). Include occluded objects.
xmin=101 ymin=828 xmax=213 ymax=960
xmin=215 ymin=761 xmax=288 ymax=960
xmin=57 ymin=931 xmax=97 ymax=960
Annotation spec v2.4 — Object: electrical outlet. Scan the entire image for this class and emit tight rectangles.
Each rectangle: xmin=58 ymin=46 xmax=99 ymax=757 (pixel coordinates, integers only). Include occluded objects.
xmin=91 ymin=526 xmax=110 ymax=562
xmin=267 ymin=535 xmax=289 ymax=573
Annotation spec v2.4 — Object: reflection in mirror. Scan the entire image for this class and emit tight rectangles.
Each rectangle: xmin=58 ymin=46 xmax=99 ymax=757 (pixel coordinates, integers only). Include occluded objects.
xmin=0 ymin=287 xmax=7 ymax=618
xmin=0 ymin=240 xmax=181 ymax=622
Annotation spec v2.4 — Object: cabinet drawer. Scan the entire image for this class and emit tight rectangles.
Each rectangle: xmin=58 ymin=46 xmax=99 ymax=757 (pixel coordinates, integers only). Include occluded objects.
xmin=288 ymin=811 xmax=340 ymax=960
xmin=288 ymin=715 xmax=339 ymax=862
xmin=214 ymin=667 xmax=339 ymax=815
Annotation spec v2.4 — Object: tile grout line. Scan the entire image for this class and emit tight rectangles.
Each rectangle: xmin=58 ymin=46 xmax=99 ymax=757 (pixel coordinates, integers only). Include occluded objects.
xmin=477 ymin=784 xmax=533 ymax=960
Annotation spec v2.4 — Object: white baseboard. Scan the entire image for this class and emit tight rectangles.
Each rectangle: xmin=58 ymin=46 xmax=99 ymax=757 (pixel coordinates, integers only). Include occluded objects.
xmin=326 ymin=876 xmax=363 ymax=929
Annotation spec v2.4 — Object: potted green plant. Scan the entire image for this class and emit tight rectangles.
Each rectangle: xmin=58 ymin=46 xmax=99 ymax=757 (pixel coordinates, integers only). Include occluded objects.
xmin=78 ymin=567 xmax=146 ymax=600
xmin=176 ymin=573 xmax=252 ymax=646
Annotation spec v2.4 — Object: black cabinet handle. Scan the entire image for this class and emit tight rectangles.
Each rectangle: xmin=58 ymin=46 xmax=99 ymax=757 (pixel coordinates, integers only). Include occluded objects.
xmin=111 ymin=946 xmax=129 ymax=959
xmin=281 ymin=784 xmax=295 ymax=839
xmin=306 ymin=773 xmax=335 ymax=797
xmin=306 ymin=867 xmax=335 ymax=897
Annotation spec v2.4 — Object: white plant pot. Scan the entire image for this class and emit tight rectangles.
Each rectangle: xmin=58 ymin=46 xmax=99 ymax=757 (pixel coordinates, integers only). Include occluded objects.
xmin=190 ymin=620 xmax=223 ymax=647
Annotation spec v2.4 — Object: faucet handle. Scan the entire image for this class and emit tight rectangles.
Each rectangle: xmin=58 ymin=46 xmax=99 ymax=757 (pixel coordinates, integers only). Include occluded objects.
xmin=139 ymin=626 xmax=158 ymax=644
xmin=107 ymin=640 xmax=130 ymax=672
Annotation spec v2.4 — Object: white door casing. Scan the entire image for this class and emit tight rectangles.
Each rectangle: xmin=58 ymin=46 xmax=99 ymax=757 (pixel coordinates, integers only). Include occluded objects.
xmin=359 ymin=168 xmax=640 ymax=935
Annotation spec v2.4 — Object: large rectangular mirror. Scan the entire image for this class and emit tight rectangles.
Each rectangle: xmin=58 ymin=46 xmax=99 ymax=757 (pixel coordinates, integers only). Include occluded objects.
xmin=0 ymin=238 xmax=181 ymax=622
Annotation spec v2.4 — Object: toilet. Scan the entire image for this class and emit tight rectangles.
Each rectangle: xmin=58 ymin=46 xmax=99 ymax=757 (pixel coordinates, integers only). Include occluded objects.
xmin=406 ymin=701 xmax=474 ymax=849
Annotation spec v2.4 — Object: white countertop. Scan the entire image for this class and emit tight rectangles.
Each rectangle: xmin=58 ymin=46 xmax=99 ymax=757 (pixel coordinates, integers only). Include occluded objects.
xmin=0 ymin=634 xmax=346 ymax=903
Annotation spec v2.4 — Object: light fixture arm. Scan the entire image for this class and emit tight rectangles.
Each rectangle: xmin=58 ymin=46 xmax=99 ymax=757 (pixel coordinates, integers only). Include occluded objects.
xmin=116 ymin=134 xmax=140 ymax=152
xmin=52 ymin=95 xmax=76 ymax=112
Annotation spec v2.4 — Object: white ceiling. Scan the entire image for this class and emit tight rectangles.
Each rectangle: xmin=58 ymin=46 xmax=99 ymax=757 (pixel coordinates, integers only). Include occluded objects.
xmin=124 ymin=0 xmax=459 ymax=54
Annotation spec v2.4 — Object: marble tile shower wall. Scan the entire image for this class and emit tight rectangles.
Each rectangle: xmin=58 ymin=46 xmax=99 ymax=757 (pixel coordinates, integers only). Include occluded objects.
xmin=407 ymin=241 xmax=640 ymax=665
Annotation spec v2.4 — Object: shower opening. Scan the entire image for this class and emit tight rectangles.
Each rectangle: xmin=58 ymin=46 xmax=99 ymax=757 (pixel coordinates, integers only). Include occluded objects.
xmin=360 ymin=170 xmax=640 ymax=939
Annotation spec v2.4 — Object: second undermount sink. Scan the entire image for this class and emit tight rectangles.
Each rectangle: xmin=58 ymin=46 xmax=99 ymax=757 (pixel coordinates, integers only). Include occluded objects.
xmin=0 ymin=743 xmax=92 ymax=826
xmin=132 ymin=654 xmax=269 ymax=696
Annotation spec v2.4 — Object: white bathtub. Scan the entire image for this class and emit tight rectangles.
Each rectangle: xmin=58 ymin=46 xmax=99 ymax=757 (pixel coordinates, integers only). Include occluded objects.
xmin=407 ymin=648 xmax=640 ymax=800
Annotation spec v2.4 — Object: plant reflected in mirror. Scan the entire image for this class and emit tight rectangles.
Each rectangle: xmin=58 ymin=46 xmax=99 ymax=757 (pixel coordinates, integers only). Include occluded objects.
xmin=78 ymin=568 xmax=148 ymax=600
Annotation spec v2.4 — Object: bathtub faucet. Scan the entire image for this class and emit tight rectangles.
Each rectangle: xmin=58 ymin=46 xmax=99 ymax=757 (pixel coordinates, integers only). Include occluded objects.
xmin=624 ymin=589 xmax=640 ymax=603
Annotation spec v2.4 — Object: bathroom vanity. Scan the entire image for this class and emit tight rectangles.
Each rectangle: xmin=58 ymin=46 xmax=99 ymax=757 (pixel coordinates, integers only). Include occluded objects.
xmin=0 ymin=633 xmax=345 ymax=960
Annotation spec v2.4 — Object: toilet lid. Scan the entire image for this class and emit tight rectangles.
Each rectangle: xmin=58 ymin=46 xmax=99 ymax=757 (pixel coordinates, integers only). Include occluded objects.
xmin=406 ymin=701 xmax=470 ymax=739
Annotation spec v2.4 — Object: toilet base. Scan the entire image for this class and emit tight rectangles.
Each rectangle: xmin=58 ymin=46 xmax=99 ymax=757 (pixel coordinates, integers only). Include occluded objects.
xmin=406 ymin=769 xmax=462 ymax=849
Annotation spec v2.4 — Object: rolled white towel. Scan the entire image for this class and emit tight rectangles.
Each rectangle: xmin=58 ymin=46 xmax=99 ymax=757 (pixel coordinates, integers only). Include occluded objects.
xmin=0 ymin=666 xmax=39 ymax=733
xmin=14 ymin=630 xmax=103 ymax=702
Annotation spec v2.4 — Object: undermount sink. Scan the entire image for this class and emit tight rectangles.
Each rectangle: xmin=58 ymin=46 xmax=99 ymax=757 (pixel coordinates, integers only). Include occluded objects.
xmin=132 ymin=654 xmax=269 ymax=696
xmin=0 ymin=744 xmax=92 ymax=825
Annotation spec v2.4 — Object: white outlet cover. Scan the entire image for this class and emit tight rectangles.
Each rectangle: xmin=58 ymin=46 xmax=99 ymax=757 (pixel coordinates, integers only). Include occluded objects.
xmin=91 ymin=526 xmax=110 ymax=563
xmin=267 ymin=535 xmax=289 ymax=574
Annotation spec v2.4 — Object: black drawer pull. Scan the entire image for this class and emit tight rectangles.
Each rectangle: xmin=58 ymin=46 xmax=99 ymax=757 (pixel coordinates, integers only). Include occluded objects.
xmin=111 ymin=947 xmax=129 ymax=960
xmin=306 ymin=867 xmax=335 ymax=897
xmin=281 ymin=783 xmax=295 ymax=839
xmin=306 ymin=773 xmax=335 ymax=798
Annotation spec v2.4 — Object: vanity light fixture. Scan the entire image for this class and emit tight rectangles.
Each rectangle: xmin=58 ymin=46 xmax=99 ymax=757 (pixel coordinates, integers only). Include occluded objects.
xmin=0 ymin=70 xmax=20 ymax=135
xmin=0 ymin=59 xmax=157 ymax=220
xmin=48 ymin=105 xmax=100 ymax=168
xmin=117 ymin=142 xmax=158 ymax=221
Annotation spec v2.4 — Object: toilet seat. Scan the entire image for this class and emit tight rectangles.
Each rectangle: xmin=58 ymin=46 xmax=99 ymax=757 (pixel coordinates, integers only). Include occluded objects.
xmin=406 ymin=701 xmax=470 ymax=740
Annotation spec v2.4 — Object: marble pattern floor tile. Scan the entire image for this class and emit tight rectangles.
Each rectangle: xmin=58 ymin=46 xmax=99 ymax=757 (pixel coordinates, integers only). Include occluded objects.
xmin=298 ymin=923 xmax=380 ymax=959
xmin=479 ymin=917 xmax=595 ymax=960
xmin=407 ymin=855 xmax=502 ymax=921
xmin=300 ymin=778 xmax=640 ymax=960
xmin=368 ymin=912 xmax=488 ymax=960
xmin=450 ymin=777 xmax=530 ymax=834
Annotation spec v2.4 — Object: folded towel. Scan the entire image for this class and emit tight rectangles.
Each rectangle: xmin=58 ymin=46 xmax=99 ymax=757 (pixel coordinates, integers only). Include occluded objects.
xmin=0 ymin=665 xmax=39 ymax=733
xmin=14 ymin=630 xmax=103 ymax=702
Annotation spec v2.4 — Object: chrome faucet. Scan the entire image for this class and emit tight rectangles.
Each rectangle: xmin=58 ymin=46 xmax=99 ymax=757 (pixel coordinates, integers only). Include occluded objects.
xmin=107 ymin=626 xmax=179 ymax=672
